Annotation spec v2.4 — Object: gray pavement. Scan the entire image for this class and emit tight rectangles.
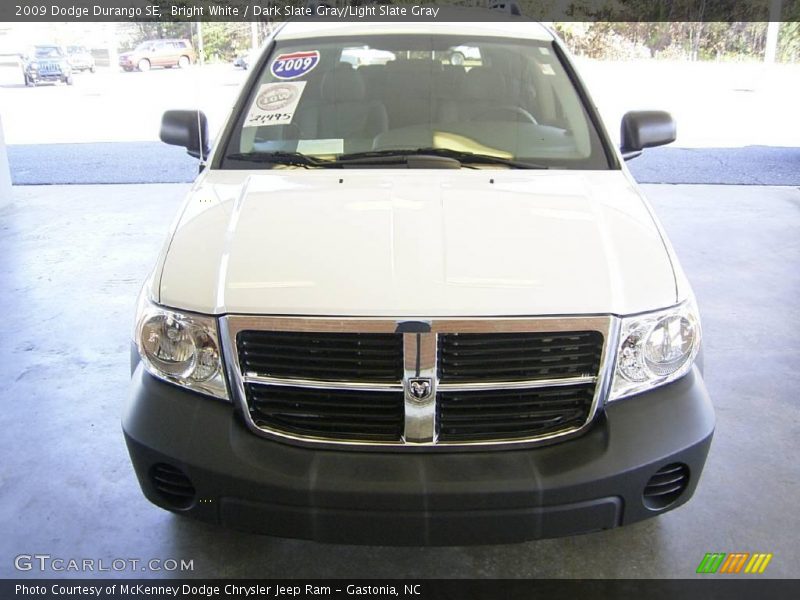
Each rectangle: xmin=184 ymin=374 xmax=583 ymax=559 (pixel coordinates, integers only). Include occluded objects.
xmin=8 ymin=142 xmax=199 ymax=185
xmin=0 ymin=182 xmax=798 ymax=578
xmin=7 ymin=142 xmax=800 ymax=185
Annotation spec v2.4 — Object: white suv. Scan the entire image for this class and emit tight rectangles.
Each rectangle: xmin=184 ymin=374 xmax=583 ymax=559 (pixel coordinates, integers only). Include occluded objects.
xmin=124 ymin=19 xmax=714 ymax=545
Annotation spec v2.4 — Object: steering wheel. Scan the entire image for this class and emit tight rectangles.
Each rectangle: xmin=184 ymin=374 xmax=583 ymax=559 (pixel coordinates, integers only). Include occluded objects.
xmin=474 ymin=105 xmax=538 ymax=125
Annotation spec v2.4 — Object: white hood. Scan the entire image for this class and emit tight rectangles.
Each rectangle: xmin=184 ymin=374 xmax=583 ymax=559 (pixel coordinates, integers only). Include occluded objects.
xmin=156 ymin=169 xmax=677 ymax=317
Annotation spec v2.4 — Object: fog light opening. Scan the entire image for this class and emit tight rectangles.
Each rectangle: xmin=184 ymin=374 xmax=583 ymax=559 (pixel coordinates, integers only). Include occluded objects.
xmin=643 ymin=463 xmax=689 ymax=511
xmin=149 ymin=463 xmax=196 ymax=510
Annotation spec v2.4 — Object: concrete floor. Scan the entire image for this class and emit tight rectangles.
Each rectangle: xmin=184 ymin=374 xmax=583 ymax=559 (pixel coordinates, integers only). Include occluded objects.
xmin=0 ymin=183 xmax=798 ymax=578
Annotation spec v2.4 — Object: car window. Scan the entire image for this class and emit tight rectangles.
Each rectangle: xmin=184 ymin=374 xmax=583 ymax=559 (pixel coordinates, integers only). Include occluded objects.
xmin=224 ymin=34 xmax=608 ymax=169
xmin=35 ymin=46 xmax=63 ymax=58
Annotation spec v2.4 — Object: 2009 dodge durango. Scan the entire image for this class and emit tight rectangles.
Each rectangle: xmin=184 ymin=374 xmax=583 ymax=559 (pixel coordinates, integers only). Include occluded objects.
xmin=123 ymin=19 xmax=714 ymax=545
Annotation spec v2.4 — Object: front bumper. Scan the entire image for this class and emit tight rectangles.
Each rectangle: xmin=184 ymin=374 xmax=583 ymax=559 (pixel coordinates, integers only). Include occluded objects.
xmin=27 ymin=70 xmax=64 ymax=82
xmin=123 ymin=365 xmax=714 ymax=545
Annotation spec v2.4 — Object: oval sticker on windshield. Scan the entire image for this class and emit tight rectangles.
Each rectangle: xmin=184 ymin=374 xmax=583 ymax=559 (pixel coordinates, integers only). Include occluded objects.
xmin=271 ymin=51 xmax=320 ymax=80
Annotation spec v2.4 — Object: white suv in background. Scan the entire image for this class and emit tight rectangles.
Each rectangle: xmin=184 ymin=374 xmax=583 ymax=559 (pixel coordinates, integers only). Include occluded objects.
xmin=124 ymin=18 xmax=713 ymax=545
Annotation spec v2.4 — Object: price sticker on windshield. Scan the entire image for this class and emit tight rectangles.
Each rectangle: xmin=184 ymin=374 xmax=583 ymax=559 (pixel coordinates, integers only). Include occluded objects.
xmin=271 ymin=51 xmax=320 ymax=80
xmin=244 ymin=81 xmax=307 ymax=127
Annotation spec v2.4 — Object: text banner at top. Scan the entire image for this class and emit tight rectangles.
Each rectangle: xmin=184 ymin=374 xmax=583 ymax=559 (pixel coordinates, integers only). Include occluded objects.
xmin=4 ymin=0 xmax=800 ymax=23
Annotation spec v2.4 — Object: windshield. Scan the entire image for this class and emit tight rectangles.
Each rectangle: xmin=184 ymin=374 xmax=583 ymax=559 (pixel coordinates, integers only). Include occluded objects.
xmin=35 ymin=46 xmax=63 ymax=59
xmin=224 ymin=34 xmax=609 ymax=169
xmin=135 ymin=42 xmax=155 ymax=52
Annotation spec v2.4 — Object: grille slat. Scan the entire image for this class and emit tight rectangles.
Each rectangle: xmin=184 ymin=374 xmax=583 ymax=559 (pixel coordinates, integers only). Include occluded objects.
xmin=242 ymin=355 xmax=400 ymax=368
xmin=152 ymin=481 xmax=196 ymax=497
xmin=244 ymin=365 xmax=400 ymax=379
xmin=443 ymin=408 xmax=585 ymax=421
xmin=262 ymin=416 xmax=401 ymax=429
xmin=253 ymin=404 xmax=400 ymax=420
xmin=647 ymin=472 xmax=687 ymax=487
xmin=437 ymin=365 xmax=592 ymax=378
xmin=440 ymin=340 xmax=598 ymax=353
xmin=242 ymin=345 xmax=400 ymax=357
xmin=438 ymin=331 xmax=603 ymax=383
xmin=441 ymin=353 xmax=599 ymax=366
xmin=253 ymin=398 xmax=400 ymax=412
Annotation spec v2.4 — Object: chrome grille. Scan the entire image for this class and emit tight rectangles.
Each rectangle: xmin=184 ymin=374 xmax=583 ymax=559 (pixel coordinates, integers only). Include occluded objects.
xmin=223 ymin=316 xmax=616 ymax=449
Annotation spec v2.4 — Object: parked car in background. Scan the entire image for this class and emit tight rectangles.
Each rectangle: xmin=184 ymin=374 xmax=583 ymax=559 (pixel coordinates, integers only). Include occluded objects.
xmin=22 ymin=45 xmax=73 ymax=86
xmin=340 ymin=45 xmax=396 ymax=67
xmin=66 ymin=45 xmax=96 ymax=73
xmin=233 ymin=53 xmax=249 ymax=70
xmin=233 ymin=51 xmax=257 ymax=70
xmin=119 ymin=39 xmax=195 ymax=72
xmin=447 ymin=44 xmax=482 ymax=65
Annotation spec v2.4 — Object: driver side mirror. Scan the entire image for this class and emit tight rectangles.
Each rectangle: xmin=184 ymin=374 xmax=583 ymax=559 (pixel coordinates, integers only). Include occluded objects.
xmin=620 ymin=110 xmax=676 ymax=161
xmin=160 ymin=110 xmax=210 ymax=160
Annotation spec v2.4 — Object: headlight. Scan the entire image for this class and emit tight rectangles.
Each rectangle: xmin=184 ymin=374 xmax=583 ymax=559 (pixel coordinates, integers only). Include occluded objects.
xmin=609 ymin=299 xmax=701 ymax=401
xmin=134 ymin=288 xmax=229 ymax=401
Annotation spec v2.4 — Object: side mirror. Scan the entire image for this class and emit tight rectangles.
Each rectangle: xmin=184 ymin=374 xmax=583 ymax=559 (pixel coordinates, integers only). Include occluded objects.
xmin=620 ymin=110 xmax=676 ymax=160
xmin=160 ymin=110 xmax=210 ymax=160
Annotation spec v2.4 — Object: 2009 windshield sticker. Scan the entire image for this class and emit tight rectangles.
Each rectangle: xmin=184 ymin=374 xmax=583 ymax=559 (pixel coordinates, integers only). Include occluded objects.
xmin=270 ymin=51 xmax=320 ymax=80
xmin=244 ymin=81 xmax=306 ymax=127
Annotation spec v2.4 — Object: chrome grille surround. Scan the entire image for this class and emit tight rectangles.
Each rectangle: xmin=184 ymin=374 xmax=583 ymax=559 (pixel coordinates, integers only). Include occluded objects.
xmin=220 ymin=315 xmax=619 ymax=451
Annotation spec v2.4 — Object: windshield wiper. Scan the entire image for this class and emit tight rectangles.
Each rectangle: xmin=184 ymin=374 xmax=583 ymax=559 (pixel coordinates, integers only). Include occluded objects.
xmin=226 ymin=148 xmax=549 ymax=170
xmin=419 ymin=148 xmax=549 ymax=169
xmin=333 ymin=150 xmax=463 ymax=169
xmin=335 ymin=148 xmax=548 ymax=169
xmin=225 ymin=151 xmax=340 ymax=168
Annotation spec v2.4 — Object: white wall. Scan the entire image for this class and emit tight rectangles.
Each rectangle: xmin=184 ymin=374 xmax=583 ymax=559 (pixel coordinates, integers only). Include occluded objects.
xmin=0 ymin=115 xmax=12 ymax=208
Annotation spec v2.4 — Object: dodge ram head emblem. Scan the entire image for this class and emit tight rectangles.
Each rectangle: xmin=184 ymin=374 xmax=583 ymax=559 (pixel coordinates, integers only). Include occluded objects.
xmin=408 ymin=378 xmax=433 ymax=401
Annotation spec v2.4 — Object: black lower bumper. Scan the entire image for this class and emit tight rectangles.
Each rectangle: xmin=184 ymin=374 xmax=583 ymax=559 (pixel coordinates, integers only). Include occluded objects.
xmin=28 ymin=73 xmax=64 ymax=82
xmin=123 ymin=365 xmax=714 ymax=545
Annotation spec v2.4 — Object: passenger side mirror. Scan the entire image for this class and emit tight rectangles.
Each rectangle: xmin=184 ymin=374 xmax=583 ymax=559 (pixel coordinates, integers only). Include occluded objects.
xmin=160 ymin=110 xmax=211 ymax=160
xmin=620 ymin=110 xmax=676 ymax=160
